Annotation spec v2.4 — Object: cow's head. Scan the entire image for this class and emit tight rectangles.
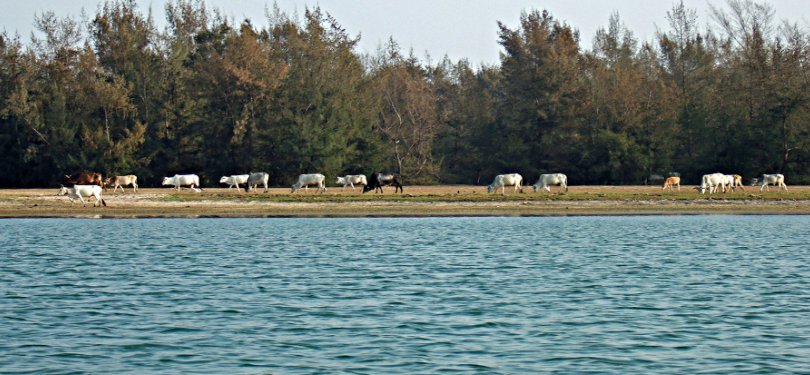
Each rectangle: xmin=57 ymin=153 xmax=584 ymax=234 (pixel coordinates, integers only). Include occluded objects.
xmin=219 ymin=176 xmax=229 ymax=184
xmin=161 ymin=177 xmax=171 ymax=186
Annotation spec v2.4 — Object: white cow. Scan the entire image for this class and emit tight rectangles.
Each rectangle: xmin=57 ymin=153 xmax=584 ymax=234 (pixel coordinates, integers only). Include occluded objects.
xmin=695 ymin=173 xmax=727 ymax=194
xmin=219 ymin=174 xmax=249 ymax=190
xmin=487 ymin=173 xmax=523 ymax=194
xmin=106 ymin=175 xmax=138 ymax=193
xmin=57 ymin=185 xmax=107 ymax=207
xmin=336 ymin=175 xmax=368 ymax=191
xmin=291 ymin=173 xmax=327 ymax=193
xmin=162 ymin=174 xmax=201 ymax=192
xmin=721 ymin=175 xmax=736 ymax=193
xmin=760 ymin=174 xmax=788 ymax=192
xmin=245 ymin=172 xmax=270 ymax=193
xmin=532 ymin=173 xmax=568 ymax=193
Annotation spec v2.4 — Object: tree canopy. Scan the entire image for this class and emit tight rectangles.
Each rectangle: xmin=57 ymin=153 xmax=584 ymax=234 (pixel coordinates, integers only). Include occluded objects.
xmin=2 ymin=0 xmax=809 ymax=187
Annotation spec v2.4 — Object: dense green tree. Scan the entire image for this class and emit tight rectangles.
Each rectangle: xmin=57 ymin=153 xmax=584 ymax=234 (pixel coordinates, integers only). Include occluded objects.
xmin=1 ymin=0 xmax=809 ymax=188
xmin=495 ymin=10 xmax=583 ymax=182
xmin=434 ymin=59 xmax=499 ymax=184
xmin=657 ymin=1 xmax=717 ymax=180
xmin=266 ymin=7 xmax=374 ymax=184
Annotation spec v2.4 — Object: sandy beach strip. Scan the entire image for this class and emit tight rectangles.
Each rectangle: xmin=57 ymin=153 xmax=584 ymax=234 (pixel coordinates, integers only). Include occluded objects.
xmin=2 ymin=186 xmax=809 ymax=218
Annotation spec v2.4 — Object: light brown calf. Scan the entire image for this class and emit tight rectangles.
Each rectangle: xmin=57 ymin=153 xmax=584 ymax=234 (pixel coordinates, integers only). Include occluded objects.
xmin=731 ymin=174 xmax=745 ymax=192
xmin=662 ymin=176 xmax=681 ymax=192
xmin=105 ymin=175 xmax=138 ymax=193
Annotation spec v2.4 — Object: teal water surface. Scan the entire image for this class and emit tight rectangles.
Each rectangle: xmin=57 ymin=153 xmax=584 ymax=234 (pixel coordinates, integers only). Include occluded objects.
xmin=1 ymin=216 xmax=809 ymax=374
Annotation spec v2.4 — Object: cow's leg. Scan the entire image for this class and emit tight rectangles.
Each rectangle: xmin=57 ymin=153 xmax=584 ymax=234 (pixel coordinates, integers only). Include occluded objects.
xmin=79 ymin=195 xmax=87 ymax=207
xmin=133 ymin=182 xmax=138 ymax=193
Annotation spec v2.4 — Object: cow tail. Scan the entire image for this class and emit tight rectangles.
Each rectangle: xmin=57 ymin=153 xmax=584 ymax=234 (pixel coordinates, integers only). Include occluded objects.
xmin=101 ymin=199 xmax=107 ymax=207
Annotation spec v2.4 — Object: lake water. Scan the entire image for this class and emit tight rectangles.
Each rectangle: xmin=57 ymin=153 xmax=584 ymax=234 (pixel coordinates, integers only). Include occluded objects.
xmin=1 ymin=216 xmax=809 ymax=374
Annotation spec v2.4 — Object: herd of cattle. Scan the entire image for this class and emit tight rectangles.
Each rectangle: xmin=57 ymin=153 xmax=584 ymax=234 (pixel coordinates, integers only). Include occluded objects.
xmin=55 ymin=170 xmax=789 ymax=207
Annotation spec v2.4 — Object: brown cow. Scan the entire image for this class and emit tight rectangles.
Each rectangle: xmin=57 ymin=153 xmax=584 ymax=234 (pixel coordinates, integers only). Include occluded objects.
xmin=662 ymin=176 xmax=681 ymax=192
xmin=65 ymin=172 xmax=105 ymax=188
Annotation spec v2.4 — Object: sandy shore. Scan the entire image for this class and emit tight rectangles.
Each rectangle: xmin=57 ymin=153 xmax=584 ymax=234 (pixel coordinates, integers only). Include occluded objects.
xmin=1 ymin=185 xmax=809 ymax=218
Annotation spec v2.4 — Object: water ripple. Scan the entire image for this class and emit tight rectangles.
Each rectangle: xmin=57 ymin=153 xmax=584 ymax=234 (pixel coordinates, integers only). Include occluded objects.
xmin=1 ymin=216 xmax=809 ymax=373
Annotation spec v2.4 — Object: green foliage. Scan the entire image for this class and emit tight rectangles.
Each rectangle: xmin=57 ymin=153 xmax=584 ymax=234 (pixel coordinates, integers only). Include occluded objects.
xmin=1 ymin=0 xmax=809 ymax=188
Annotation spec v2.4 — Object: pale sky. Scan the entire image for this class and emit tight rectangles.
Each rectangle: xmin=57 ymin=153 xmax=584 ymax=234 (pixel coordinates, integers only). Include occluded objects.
xmin=2 ymin=0 xmax=809 ymax=65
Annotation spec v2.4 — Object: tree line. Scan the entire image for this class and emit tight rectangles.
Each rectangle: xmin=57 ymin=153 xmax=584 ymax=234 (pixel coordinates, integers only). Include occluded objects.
xmin=1 ymin=0 xmax=809 ymax=188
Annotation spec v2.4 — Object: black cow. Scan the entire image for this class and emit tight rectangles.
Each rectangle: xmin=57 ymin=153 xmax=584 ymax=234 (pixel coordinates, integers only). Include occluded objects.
xmin=363 ymin=173 xmax=403 ymax=194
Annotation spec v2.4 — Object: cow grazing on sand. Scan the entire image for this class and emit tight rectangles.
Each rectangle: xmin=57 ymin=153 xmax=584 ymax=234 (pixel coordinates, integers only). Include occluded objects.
xmin=662 ymin=176 xmax=681 ymax=192
xmin=533 ymin=173 xmax=568 ymax=193
xmin=695 ymin=173 xmax=727 ymax=194
xmin=57 ymin=185 xmax=107 ymax=207
xmin=487 ymin=173 xmax=523 ymax=195
xmin=162 ymin=174 xmax=201 ymax=192
xmin=720 ymin=174 xmax=745 ymax=193
xmin=105 ymin=175 xmax=138 ymax=193
xmin=291 ymin=173 xmax=327 ymax=193
xmin=244 ymin=172 xmax=270 ymax=193
xmin=337 ymin=175 xmax=368 ymax=191
xmin=363 ymin=173 xmax=403 ymax=194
